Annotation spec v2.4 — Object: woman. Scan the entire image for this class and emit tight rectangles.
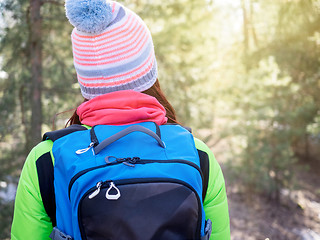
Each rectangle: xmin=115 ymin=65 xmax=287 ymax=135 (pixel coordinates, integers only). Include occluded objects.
xmin=11 ymin=0 xmax=230 ymax=239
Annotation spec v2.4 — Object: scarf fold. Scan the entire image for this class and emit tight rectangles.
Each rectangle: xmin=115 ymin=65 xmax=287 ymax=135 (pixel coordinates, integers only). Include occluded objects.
xmin=77 ymin=90 xmax=168 ymax=126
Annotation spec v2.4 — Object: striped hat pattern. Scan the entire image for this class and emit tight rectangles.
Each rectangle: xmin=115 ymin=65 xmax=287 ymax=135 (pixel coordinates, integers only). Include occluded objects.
xmin=66 ymin=0 xmax=157 ymax=99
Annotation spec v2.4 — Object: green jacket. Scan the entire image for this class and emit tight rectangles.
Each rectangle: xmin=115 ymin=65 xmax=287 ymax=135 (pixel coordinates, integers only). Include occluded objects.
xmin=11 ymin=135 xmax=230 ymax=240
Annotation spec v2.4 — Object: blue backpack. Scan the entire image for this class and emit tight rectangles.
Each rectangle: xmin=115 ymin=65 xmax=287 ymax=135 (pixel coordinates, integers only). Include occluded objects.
xmin=39 ymin=122 xmax=212 ymax=240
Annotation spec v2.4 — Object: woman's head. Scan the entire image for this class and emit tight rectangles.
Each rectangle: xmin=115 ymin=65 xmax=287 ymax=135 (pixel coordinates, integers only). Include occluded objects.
xmin=66 ymin=0 xmax=157 ymax=99
xmin=64 ymin=0 xmax=178 ymax=126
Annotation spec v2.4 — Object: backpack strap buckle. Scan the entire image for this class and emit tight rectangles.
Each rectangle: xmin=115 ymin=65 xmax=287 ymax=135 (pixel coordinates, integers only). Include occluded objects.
xmin=50 ymin=227 xmax=73 ymax=240
xmin=201 ymin=219 xmax=212 ymax=240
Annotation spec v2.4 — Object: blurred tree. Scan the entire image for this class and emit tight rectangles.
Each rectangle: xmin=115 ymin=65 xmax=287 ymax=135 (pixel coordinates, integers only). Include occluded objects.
xmin=29 ymin=0 xmax=43 ymax=148
xmin=248 ymin=0 xmax=320 ymax=160
xmin=223 ymin=0 xmax=320 ymax=198
xmin=122 ymin=0 xmax=218 ymax=128
xmin=0 ymin=0 xmax=80 ymax=153
xmin=0 ymin=0 xmax=79 ymax=236
xmin=228 ymin=57 xmax=298 ymax=199
xmin=0 ymin=200 xmax=13 ymax=239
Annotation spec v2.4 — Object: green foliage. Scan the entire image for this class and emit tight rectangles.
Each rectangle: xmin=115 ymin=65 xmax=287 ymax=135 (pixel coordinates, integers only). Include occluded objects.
xmin=0 ymin=0 xmax=30 ymax=142
xmin=228 ymin=58 xmax=298 ymax=198
xmin=222 ymin=0 xmax=320 ymax=198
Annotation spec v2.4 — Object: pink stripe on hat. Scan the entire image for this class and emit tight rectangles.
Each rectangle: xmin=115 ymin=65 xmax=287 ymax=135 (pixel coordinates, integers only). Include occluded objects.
xmin=73 ymin=30 xmax=148 ymax=63
xmin=72 ymin=14 xmax=135 ymax=46
xmin=72 ymin=23 xmax=145 ymax=59
xmin=73 ymin=33 xmax=150 ymax=66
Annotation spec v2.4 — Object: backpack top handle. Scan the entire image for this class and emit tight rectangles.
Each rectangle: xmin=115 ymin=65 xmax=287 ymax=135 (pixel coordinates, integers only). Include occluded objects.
xmin=93 ymin=125 xmax=166 ymax=155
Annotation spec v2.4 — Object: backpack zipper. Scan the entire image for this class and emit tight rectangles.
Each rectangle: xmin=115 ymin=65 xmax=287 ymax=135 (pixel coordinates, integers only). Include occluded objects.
xmin=68 ymin=158 xmax=203 ymax=200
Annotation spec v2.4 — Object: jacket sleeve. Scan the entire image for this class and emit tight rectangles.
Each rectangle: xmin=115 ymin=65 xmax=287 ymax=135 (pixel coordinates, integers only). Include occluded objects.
xmin=11 ymin=140 xmax=54 ymax=240
xmin=194 ymin=138 xmax=230 ymax=240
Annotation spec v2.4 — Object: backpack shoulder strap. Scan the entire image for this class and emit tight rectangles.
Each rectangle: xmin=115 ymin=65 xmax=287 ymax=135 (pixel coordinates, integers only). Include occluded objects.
xmin=165 ymin=123 xmax=210 ymax=200
xmin=180 ymin=125 xmax=209 ymax=200
xmin=37 ymin=124 xmax=87 ymax=226
xmin=36 ymin=152 xmax=56 ymax=226
xmin=197 ymin=149 xmax=209 ymax=201
xmin=42 ymin=124 xmax=87 ymax=142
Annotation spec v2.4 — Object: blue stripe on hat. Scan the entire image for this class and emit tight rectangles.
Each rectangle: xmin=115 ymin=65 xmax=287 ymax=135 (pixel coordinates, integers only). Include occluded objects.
xmin=80 ymin=60 xmax=157 ymax=99
xmin=107 ymin=6 xmax=125 ymax=27
xmin=75 ymin=41 xmax=153 ymax=77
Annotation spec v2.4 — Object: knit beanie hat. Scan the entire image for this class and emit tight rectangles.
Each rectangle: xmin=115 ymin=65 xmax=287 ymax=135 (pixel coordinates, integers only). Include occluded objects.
xmin=65 ymin=0 xmax=158 ymax=99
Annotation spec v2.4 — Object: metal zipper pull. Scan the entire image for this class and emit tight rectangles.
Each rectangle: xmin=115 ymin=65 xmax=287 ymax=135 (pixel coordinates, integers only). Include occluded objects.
xmin=88 ymin=181 xmax=102 ymax=199
xmin=106 ymin=182 xmax=121 ymax=200
xmin=76 ymin=142 xmax=95 ymax=155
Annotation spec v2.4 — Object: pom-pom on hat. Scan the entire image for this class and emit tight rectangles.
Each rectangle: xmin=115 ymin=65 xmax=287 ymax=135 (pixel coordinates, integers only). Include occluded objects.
xmin=65 ymin=0 xmax=157 ymax=99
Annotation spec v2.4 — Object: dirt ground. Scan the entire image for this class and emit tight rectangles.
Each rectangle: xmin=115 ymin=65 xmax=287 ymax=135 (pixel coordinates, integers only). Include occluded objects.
xmin=223 ymin=162 xmax=320 ymax=240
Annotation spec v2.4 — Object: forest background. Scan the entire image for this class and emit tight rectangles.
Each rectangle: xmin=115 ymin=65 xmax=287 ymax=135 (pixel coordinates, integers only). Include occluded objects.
xmin=0 ymin=0 xmax=320 ymax=239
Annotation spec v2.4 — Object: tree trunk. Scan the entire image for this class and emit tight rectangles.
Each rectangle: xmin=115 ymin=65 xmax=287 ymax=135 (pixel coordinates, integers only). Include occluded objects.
xmin=241 ymin=0 xmax=249 ymax=54
xmin=249 ymin=0 xmax=259 ymax=48
xmin=29 ymin=0 xmax=43 ymax=148
xmin=19 ymin=85 xmax=30 ymax=153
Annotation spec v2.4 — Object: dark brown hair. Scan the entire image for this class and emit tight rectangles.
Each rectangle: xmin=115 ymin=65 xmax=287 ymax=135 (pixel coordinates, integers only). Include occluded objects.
xmin=65 ymin=79 xmax=179 ymax=127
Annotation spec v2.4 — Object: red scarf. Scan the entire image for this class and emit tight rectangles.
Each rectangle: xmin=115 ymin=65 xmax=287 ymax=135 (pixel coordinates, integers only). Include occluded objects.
xmin=77 ymin=90 xmax=168 ymax=126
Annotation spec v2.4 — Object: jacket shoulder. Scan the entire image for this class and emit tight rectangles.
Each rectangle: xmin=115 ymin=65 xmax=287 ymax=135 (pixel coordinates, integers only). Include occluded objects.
xmin=11 ymin=140 xmax=55 ymax=240
xmin=194 ymin=137 xmax=211 ymax=153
